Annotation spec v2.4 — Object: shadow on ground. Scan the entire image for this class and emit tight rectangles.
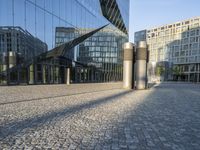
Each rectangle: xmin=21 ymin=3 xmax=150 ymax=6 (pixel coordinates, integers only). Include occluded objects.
xmin=101 ymin=82 xmax=200 ymax=149
xmin=0 ymin=90 xmax=131 ymax=140
xmin=1 ymin=83 xmax=200 ymax=149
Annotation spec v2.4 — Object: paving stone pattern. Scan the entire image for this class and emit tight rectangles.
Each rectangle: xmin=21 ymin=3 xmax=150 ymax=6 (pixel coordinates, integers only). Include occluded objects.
xmin=0 ymin=82 xmax=122 ymax=105
xmin=0 ymin=82 xmax=200 ymax=149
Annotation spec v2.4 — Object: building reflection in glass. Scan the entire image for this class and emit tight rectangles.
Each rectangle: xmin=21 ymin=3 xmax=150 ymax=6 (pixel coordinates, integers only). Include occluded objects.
xmin=0 ymin=0 xmax=129 ymax=85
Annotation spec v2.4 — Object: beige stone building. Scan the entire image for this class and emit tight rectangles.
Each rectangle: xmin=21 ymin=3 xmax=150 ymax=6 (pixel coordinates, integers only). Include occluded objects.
xmin=135 ymin=17 xmax=200 ymax=82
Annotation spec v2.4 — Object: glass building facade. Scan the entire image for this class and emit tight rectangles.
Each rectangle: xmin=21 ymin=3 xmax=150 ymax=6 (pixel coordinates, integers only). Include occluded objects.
xmin=0 ymin=0 xmax=129 ymax=85
xmin=55 ymin=27 xmax=127 ymax=82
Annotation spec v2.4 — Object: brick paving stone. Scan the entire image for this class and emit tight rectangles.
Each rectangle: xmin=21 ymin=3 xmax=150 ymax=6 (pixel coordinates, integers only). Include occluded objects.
xmin=0 ymin=82 xmax=200 ymax=149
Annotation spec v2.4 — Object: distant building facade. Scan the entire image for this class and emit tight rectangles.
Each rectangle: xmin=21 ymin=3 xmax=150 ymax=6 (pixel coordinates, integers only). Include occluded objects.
xmin=0 ymin=26 xmax=47 ymax=84
xmin=0 ymin=26 xmax=47 ymax=60
xmin=55 ymin=27 xmax=78 ymax=60
xmin=135 ymin=17 xmax=200 ymax=82
xmin=134 ymin=30 xmax=146 ymax=43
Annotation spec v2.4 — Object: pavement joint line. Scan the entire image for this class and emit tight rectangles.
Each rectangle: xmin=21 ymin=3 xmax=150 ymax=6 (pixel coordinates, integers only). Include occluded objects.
xmin=0 ymin=88 xmax=126 ymax=106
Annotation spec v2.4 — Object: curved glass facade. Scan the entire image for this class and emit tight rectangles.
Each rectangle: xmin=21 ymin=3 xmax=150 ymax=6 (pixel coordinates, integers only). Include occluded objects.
xmin=0 ymin=0 xmax=129 ymax=84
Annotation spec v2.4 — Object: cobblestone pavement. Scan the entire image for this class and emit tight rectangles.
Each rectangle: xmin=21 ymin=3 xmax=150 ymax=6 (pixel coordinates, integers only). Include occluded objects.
xmin=0 ymin=82 xmax=122 ymax=105
xmin=0 ymin=82 xmax=200 ymax=149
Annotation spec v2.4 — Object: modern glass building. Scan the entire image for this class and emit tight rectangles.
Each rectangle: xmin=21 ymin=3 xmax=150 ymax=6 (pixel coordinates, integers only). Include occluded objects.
xmin=55 ymin=27 xmax=127 ymax=82
xmin=0 ymin=0 xmax=129 ymax=85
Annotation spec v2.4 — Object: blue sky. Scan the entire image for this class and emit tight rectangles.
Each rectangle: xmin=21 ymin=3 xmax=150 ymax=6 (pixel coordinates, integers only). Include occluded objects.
xmin=129 ymin=0 xmax=200 ymax=42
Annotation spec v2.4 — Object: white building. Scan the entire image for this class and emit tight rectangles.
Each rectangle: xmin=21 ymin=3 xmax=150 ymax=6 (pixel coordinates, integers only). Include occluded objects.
xmin=135 ymin=17 xmax=200 ymax=82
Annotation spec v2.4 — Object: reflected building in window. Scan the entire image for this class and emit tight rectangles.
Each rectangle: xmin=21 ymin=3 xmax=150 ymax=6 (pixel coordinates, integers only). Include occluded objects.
xmin=55 ymin=27 xmax=127 ymax=82
xmin=0 ymin=0 xmax=129 ymax=85
xmin=0 ymin=26 xmax=47 ymax=60
xmin=55 ymin=27 xmax=79 ymax=60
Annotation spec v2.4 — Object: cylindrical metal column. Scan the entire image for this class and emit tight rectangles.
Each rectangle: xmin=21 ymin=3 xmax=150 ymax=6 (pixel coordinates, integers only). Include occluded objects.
xmin=42 ymin=64 xmax=46 ymax=84
xmin=29 ymin=64 xmax=34 ymax=84
xmin=2 ymin=52 xmax=8 ymax=84
xmin=123 ymin=42 xmax=134 ymax=89
xmin=2 ymin=52 xmax=7 ymax=71
xmin=8 ymin=52 xmax=17 ymax=68
xmin=136 ymin=41 xmax=148 ymax=90
xmin=66 ymin=68 xmax=70 ymax=85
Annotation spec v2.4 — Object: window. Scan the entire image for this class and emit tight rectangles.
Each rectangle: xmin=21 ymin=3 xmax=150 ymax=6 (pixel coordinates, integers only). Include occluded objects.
xmin=168 ymin=25 xmax=172 ymax=28
xmin=176 ymin=27 xmax=181 ymax=33
xmin=183 ymin=38 xmax=189 ymax=44
xmin=185 ymin=21 xmax=190 ymax=24
xmin=190 ymin=37 xmax=195 ymax=43
xmin=193 ymin=23 xmax=199 ymax=28
xmin=180 ymin=51 xmax=185 ymax=56
xmin=196 ymin=29 xmax=199 ymax=35
xmin=182 ymin=26 xmax=187 ymax=31
xmin=196 ymin=37 xmax=199 ymax=42
xmin=192 ymin=43 xmax=198 ymax=50
xmin=183 ymin=44 xmax=188 ymax=50
xmin=190 ymin=30 xmax=196 ymax=36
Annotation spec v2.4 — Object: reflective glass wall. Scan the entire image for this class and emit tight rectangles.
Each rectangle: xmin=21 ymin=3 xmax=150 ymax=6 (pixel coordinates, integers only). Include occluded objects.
xmin=0 ymin=0 xmax=129 ymax=84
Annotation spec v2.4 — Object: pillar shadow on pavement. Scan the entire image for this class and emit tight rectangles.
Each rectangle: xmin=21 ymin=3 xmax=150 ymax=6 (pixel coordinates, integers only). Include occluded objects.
xmin=1 ymin=82 xmax=200 ymax=149
xmin=99 ymin=82 xmax=200 ymax=149
xmin=0 ymin=90 xmax=132 ymax=140
xmin=0 ymin=88 xmax=122 ymax=106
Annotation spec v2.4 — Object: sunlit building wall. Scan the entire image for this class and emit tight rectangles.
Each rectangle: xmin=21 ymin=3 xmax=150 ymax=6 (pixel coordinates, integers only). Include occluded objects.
xmin=135 ymin=17 xmax=200 ymax=82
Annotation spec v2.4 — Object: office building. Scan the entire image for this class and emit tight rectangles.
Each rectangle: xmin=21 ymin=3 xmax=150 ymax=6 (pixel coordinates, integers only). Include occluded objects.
xmin=134 ymin=30 xmax=147 ymax=43
xmin=0 ymin=26 xmax=47 ymax=84
xmin=0 ymin=0 xmax=129 ymax=85
xmin=55 ymin=27 xmax=127 ymax=82
xmin=135 ymin=17 xmax=200 ymax=82
xmin=55 ymin=27 xmax=78 ymax=60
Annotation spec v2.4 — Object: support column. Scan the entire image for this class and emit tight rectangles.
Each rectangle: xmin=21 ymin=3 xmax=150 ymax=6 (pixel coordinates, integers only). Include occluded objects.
xmin=2 ymin=52 xmax=8 ymax=84
xmin=66 ymin=68 xmax=70 ymax=85
xmin=91 ymin=69 xmax=94 ymax=82
xmin=188 ymin=65 xmax=190 ymax=82
xmin=34 ymin=63 xmax=37 ymax=84
xmin=87 ymin=69 xmax=90 ymax=82
xmin=75 ymin=68 xmax=77 ymax=83
xmin=136 ymin=41 xmax=148 ymax=90
xmin=17 ymin=65 xmax=20 ymax=85
xmin=43 ymin=64 xmax=46 ymax=84
xmin=197 ymin=64 xmax=200 ymax=83
xmin=29 ymin=64 xmax=34 ymax=84
xmin=123 ymin=42 xmax=134 ymax=89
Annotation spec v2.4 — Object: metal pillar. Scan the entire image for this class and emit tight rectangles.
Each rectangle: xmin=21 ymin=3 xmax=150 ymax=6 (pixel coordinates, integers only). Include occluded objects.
xmin=87 ymin=69 xmax=90 ymax=82
xmin=42 ymin=64 xmax=46 ymax=84
xmin=29 ymin=64 xmax=34 ymax=84
xmin=2 ymin=52 xmax=8 ymax=84
xmin=2 ymin=52 xmax=7 ymax=72
xmin=66 ymin=68 xmax=70 ymax=85
xmin=188 ymin=65 xmax=190 ymax=82
xmin=8 ymin=52 xmax=17 ymax=69
xmin=136 ymin=41 xmax=148 ymax=90
xmin=123 ymin=42 xmax=134 ymax=89
xmin=75 ymin=68 xmax=77 ymax=83
xmin=34 ymin=63 xmax=37 ymax=84
xmin=197 ymin=64 xmax=199 ymax=83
